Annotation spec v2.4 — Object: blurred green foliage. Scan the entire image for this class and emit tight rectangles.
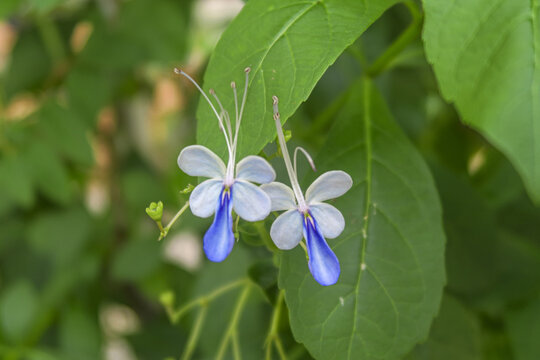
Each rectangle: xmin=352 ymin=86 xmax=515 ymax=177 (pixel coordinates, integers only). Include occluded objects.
xmin=0 ymin=0 xmax=539 ymax=359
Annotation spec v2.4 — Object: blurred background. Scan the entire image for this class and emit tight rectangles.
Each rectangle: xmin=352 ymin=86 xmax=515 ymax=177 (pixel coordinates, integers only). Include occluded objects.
xmin=1 ymin=0 xmax=539 ymax=359
xmin=0 ymin=0 xmax=247 ymax=359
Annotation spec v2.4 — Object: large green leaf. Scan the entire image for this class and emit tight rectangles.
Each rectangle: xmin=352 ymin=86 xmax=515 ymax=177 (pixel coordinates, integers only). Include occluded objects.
xmin=196 ymin=0 xmax=398 ymax=159
xmin=506 ymin=296 xmax=540 ymax=360
xmin=279 ymin=79 xmax=445 ymax=359
xmin=405 ymin=295 xmax=481 ymax=360
xmin=422 ymin=0 xmax=540 ymax=202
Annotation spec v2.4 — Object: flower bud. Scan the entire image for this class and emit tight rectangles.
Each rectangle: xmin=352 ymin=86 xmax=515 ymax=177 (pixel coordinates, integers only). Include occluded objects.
xmin=159 ymin=291 xmax=175 ymax=308
xmin=145 ymin=201 xmax=163 ymax=221
xmin=284 ymin=130 xmax=292 ymax=142
xmin=180 ymin=183 xmax=195 ymax=194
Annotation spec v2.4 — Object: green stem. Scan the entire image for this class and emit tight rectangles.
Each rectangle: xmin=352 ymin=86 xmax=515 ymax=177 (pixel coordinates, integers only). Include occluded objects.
xmin=234 ymin=215 xmax=240 ymax=240
xmin=215 ymin=284 xmax=251 ymax=360
xmin=267 ymin=290 xmax=284 ymax=341
xmin=274 ymin=336 xmax=287 ymax=360
xmin=181 ymin=305 xmax=208 ymax=360
xmin=157 ymin=221 xmax=165 ymax=233
xmin=231 ymin=331 xmax=242 ymax=360
xmin=366 ymin=1 xmax=423 ymax=77
xmin=265 ymin=341 xmax=272 ymax=360
xmin=170 ymin=278 xmax=248 ymax=323
xmin=159 ymin=201 xmax=190 ymax=241
xmin=265 ymin=290 xmax=287 ymax=360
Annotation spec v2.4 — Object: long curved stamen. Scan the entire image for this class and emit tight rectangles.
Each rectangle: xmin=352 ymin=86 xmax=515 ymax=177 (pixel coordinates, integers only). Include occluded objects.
xmin=231 ymin=81 xmax=239 ymax=131
xmin=233 ymin=67 xmax=251 ymax=153
xmin=272 ymin=96 xmax=308 ymax=212
xmin=210 ymin=89 xmax=234 ymax=142
xmin=174 ymin=68 xmax=233 ymax=158
xmin=294 ymin=146 xmax=316 ymax=176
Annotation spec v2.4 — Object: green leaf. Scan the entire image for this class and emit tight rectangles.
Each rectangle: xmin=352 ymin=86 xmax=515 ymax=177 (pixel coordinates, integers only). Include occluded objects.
xmin=506 ymin=296 xmax=540 ymax=360
xmin=0 ymin=0 xmax=21 ymax=19
xmin=405 ymin=295 xmax=482 ymax=360
xmin=431 ymin=165 xmax=501 ymax=300
xmin=59 ymin=307 xmax=101 ymax=360
xmin=27 ymin=0 xmax=64 ymax=13
xmin=493 ymin=230 xmax=540 ymax=303
xmin=191 ymin=247 xmax=270 ymax=359
xmin=422 ymin=0 xmax=540 ymax=202
xmin=66 ymin=69 xmax=115 ymax=125
xmin=0 ymin=280 xmax=39 ymax=342
xmin=433 ymin=165 xmax=540 ymax=306
xmin=26 ymin=207 xmax=91 ymax=266
xmin=25 ymin=349 xmax=64 ymax=360
xmin=36 ymin=101 xmax=94 ymax=166
xmin=279 ymin=79 xmax=446 ymax=359
xmin=25 ymin=140 xmax=71 ymax=204
xmin=80 ymin=0 xmax=190 ymax=71
xmin=4 ymin=29 xmax=52 ymax=100
xmin=0 ymin=153 xmax=34 ymax=208
xmin=197 ymin=0 xmax=399 ymax=159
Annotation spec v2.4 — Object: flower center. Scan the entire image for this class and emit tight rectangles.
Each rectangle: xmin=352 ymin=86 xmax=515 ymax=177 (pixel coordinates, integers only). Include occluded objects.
xmin=303 ymin=211 xmax=314 ymax=225
xmin=223 ymin=175 xmax=235 ymax=188
xmin=299 ymin=203 xmax=310 ymax=214
xmin=221 ymin=186 xmax=232 ymax=203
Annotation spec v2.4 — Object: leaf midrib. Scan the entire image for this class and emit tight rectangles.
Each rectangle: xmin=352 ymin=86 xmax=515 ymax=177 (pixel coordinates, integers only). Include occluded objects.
xmin=346 ymin=78 xmax=373 ymax=360
xmin=249 ymin=1 xmax=319 ymax=89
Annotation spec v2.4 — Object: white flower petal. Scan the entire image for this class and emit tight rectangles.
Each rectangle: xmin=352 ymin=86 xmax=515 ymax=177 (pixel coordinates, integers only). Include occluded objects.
xmin=270 ymin=209 xmax=303 ymax=250
xmin=232 ymin=180 xmax=271 ymax=221
xmin=310 ymin=203 xmax=345 ymax=239
xmin=189 ymin=179 xmax=223 ymax=218
xmin=260 ymin=182 xmax=296 ymax=211
xmin=236 ymin=155 xmax=276 ymax=184
xmin=178 ymin=145 xmax=226 ymax=179
xmin=305 ymin=170 xmax=353 ymax=203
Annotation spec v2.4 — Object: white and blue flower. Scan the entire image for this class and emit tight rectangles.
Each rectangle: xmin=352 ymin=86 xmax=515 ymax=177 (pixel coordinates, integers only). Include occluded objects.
xmin=261 ymin=96 xmax=352 ymax=286
xmin=176 ymin=68 xmax=275 ymax=262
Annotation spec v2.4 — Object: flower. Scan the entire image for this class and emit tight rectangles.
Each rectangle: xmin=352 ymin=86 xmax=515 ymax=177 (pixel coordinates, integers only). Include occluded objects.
xmin=261 ymin=96 xmax=352 ymax=286
xmin=176 ymin=68 xmax=275 ymax=262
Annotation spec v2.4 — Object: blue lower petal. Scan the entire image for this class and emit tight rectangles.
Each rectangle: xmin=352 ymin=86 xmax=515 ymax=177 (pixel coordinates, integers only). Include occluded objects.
xmin=203 ymin=187 xmax=234 ymax=262
xmin=304 ymin=212 xmax=340 ymax=286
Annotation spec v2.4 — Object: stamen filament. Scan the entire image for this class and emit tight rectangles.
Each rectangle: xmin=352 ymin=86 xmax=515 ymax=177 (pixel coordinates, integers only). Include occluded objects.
xmin=174 ymin=68 xmax=233 ymax=158
xmin=231 ymin=81 xmax=239 ymax=131
xmin=272 ymin=96 xmax=308 ymax=212
xmin=294 ymin=146 xmax=316 ymax=175
xmin=233 ymin=67 xmax=251 ymax=152
xmin=210 ymin=89 xmax=234 ymax=142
